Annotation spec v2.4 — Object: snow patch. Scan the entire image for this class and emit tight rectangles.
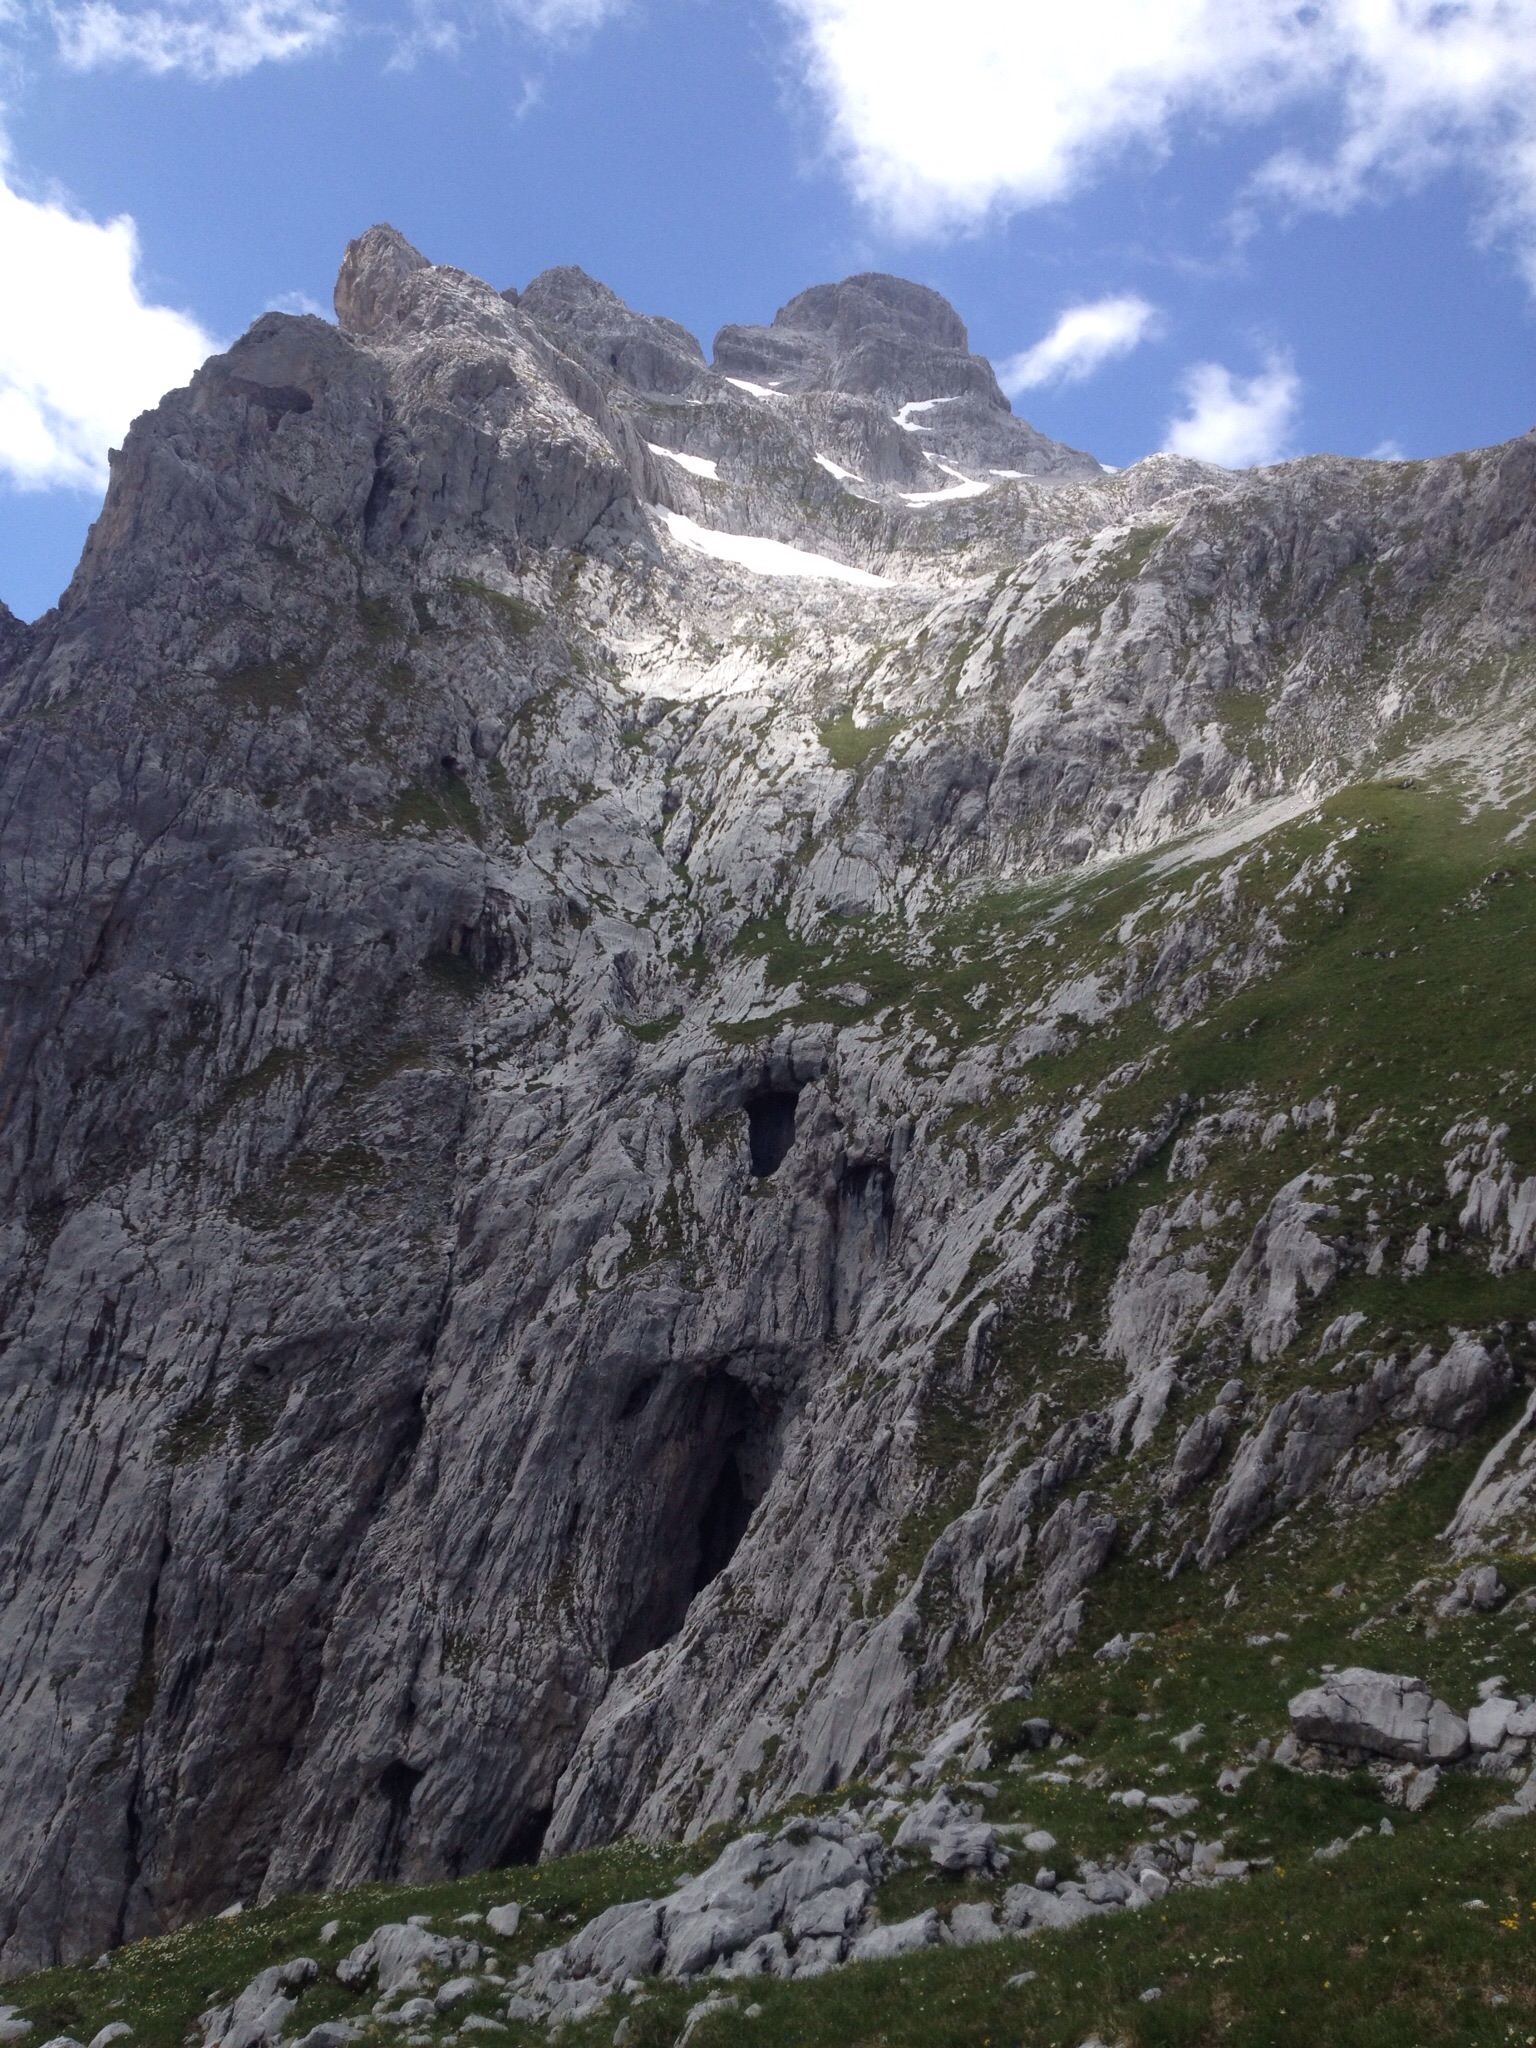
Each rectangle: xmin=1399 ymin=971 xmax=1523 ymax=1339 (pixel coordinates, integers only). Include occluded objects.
xmin=723 ymin=377 xmax=785 ymax=399
xmin=901 ymin=477 xmax=991 ymax=506
xmin=648 ymin=443 xmax=720 ymax=481
xmin=894 ymin=397 xmax=962 ymax=432
xmin=815 ymin=452 xmax=863 ymax=483
xmin=656 ymin=509 xmax=891 ymax=589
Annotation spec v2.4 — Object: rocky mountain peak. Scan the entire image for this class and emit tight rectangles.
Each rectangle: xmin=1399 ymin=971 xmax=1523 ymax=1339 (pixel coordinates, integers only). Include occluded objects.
xmin=334 ymin=223 xmax=431 ymax=336
xmin=713 ymin=267 xmax=1004 ymax=413
xmin=0 ymin=597 xmax=27 ymax=663
xmin=517 ymin=264 xmax=707 ymax=398
xmin=775 ymin=271 xmax=971 ymax=354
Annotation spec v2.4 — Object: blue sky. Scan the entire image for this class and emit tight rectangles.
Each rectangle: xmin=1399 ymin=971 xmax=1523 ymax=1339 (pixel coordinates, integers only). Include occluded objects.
xmin=3 ymin=0 xmax=1536 ymax=620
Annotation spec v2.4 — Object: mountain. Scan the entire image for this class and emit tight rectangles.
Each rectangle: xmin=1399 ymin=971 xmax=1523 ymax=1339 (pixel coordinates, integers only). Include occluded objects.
xmin=1 ymin=223 xmax=1535 ymax=2017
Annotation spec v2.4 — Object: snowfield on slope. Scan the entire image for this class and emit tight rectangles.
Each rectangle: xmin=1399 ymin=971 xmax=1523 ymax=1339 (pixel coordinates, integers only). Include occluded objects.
xmin=647 ymin=444 xmax=721 ymax=481
xmin=657 ymin=509 xmax=891 ymax=588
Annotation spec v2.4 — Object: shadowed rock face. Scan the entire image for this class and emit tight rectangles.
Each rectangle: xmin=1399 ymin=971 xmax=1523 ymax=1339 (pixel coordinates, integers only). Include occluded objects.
xmin=1 ymin=222 xmax=1534 ymax=1974
xmin=517 ymin=266 xmax=709 ymax=398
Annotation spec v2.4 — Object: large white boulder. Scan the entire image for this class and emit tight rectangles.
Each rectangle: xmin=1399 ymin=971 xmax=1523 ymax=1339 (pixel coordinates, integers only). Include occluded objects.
xmin=1288 ymin=1668 xmax=1468 ymax=1763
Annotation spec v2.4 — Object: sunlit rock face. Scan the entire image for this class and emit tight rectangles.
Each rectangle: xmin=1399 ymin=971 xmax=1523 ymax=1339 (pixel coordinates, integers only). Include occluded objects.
xmin=1 ymin=221 xmax=1534 ymax=1973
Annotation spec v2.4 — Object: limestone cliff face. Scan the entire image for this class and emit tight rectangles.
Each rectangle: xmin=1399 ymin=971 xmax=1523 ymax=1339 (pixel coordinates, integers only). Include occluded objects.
xmin=1 ymin=224 xmax=1533 ymax=1973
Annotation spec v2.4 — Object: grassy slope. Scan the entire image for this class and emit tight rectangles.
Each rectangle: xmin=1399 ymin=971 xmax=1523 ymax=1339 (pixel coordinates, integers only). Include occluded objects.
xmin=12 ymin=771 xmax=1536 ymax=2047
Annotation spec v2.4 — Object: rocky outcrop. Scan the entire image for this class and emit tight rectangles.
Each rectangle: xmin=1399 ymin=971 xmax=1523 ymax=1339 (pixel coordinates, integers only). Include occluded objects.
xmin=1201 ymin=1336 xmax=1514 ymax=1563
xmin=1287 ymin=1669 xmax=1468 ymax=1764
xmin=1445 ymin=1120 xmax=1536 ymax=1273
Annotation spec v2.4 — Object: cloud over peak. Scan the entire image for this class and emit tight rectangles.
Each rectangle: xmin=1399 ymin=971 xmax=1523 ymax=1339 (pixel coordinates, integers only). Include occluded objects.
xmin=0 ymin=164 xmax=216 ymax=490
xmin=1000 ymin=295 xmax=1160 ymax=393
xmin=779 ymin=0 xmax=1536 ymax=280
xmin=1163 ymin=353 xmax=1300 ymax=467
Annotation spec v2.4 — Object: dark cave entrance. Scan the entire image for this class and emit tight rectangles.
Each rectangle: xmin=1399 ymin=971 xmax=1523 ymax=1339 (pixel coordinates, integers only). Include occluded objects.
xmin=377 ymin=1759 xmax=424 ymax=1878
xmin=496 ymin=1804 xmax=554 ymax=1867
xmin=693 ymin=1455 xmax=753 ymax=1594
xmin=610 ymin=1372 xmax=779 ymax=1669
xmin=747 ymin=1089 xmax=799 ymax=1177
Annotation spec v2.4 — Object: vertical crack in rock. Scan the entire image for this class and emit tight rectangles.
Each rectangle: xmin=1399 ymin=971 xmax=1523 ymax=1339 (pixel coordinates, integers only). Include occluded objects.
xmin=746 ymin=1090 xmax=799 ymax=1178
xmin=610 ymin=1370 xmax=780 ymax=1669
xmin=376 ymin=1761 xmax=426 ymax=1881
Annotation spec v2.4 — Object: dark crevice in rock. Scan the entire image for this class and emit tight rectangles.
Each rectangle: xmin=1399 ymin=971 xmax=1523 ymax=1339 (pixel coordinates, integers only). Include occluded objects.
xmin=111 ymin=1533 xmax=170 ymax=1949
xmin=746 ymin=1089 xmax=799 ymax=1177
xmin=692 ymin=1456 xmax=753 ymax=1595
xmin=618 ymin=1372 xmax=661 ymax=1421
xmin=610 ymin=1372 xmax=780 ymax=1669
xmin=496 ymin=1804 xmax=553 ymax=1867
xmin=376 ymin=1760 xmax=425 ymax=1879
xmin=361 ymin=437 xmax=396 ymax=542
xmin=223 ymin=377 xmax=315 ymax=429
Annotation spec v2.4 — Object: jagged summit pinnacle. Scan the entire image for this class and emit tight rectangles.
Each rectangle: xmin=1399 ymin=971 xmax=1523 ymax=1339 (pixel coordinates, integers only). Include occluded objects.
xmin=325 ymin=227 xmax=1095 ymax=484
xmin=334 ymin=223 xmax=430 ymax=336
xmin=518 ymin=263 xmax=708 ymax=399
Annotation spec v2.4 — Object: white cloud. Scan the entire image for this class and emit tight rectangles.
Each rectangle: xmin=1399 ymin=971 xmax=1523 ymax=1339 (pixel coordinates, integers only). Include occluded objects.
xmin=49 ymin=0 xmax=617 ymax=75
xmin=55 ymin=0 xmax=340 ymax=74
xmin=1000 ymin=294 xmax=1159 ymax=392
xmin=778 ymin=0 xmax=1536 ymax=278
xmin=500 ymin=0 xmax=625 ymax=34
xmin=0 ymin=161 xmax=216 ymax=490
xmin=265 ymin=288 xmax=326 ymax=315
xmin=1163 ymin=354 xmax=1299 ymax=467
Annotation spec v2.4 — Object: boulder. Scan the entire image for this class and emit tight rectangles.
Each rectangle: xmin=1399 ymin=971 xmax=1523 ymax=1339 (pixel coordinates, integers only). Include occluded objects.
xmin=1438 ymin=1564 xmax=1507 ymax=1616
xmin=1146 ymin=1794 xmax=1200 ymax=1820
xmin=200 ymin=1964 xmax=317 ymax=2048
xmin=1469 ymin=1697 xmax=1516 ymax=1752
xmin=789 ymin=1936 xmax=845 ymax=1978
xmin=947 ymin=1904 xmax=1001 ymax=1946
xmin=1380 ymin=1763 xmax=1440 ymax=1811
xmin=382 ymin=2001 xmax=434 ymax=2027
xmin=1474 ymin=1765 xmax=1536 ymax=1830
xmin=999 ymin=1883 xmax=1105 ymax=1933
xmin=563 ymin=1901 xmax=664 ymax=1982
xmin=664 ymin=1910 xmax=765 ymax=1981
xmin=846 ymin=1911 xmax=943 ymax=1963
xmin=892 ymin=1789 xmax=1004 ymax=1872
xmin=336 ymin=1921 xmax=476 ymax=1992
xmin=788 ymin=1882 xmax=868 ymax=1941
xmin=676 ymin=1997 xmax=736 ymax=2044
xmin=484 ymin=1904 xmax=522 ymax=1940
xmin=713 ymin=1933 xmax=792 ymax=1980
xmin=1288 ymin=1669 xmax=1468 ymax=1763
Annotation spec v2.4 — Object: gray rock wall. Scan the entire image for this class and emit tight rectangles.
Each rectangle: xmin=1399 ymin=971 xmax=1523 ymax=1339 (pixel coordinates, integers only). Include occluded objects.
xmin=1 ymin=224 xmax=1534 ymax=1972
